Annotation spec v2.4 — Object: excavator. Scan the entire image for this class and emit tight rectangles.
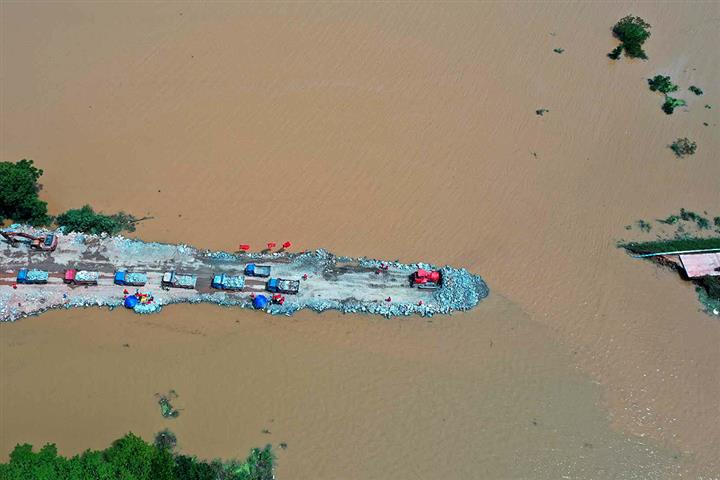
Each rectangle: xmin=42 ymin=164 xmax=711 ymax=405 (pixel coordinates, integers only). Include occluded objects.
xmin=410 ymin=269 xmax=442 ymax=290
xmin=1 ymin=230 xmax=58 ymax=252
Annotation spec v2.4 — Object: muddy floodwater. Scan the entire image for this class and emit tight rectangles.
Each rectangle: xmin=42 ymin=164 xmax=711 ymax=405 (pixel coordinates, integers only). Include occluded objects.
xmin=1 ymin=2 xmax=719 ymax=479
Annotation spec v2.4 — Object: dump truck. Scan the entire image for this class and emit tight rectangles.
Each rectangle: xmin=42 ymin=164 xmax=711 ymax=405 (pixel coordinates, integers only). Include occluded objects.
xmin=64 ymin=269 xmax=99 ymax=286
xmin=244 ymin=263 xmax=272 ymax=277
xmin=211 ymin=273 xmax=246 ymax=291
xmin=266 ymin=278 xmax=300 ymax=295
xmin=16 ymin=269 xmax=49 ymax=284
xmin=409 ymin=269 xmax=442 ymax=290
xmin=1 ymin=231 xmax=58 ymax=252
xmin=114 ymin=270 xmax=148 ymax=286
xmin=161 ymin=271 xmax=197 ymax=289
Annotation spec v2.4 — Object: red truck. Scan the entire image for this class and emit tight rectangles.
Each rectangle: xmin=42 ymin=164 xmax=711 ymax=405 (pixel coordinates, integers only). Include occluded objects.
xmin=64 ymin=269 xmax=99 ymax=286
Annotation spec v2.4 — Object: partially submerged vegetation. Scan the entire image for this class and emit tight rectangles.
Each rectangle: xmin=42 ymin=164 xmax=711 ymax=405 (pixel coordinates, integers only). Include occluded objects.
xmin=647 ymin=75 xmax=687 ymax=114
xmin=0 ymin=431 xmax=275 ymax=480
xmin=56 ymin=205 xmax=139 ymax=236
xmin=608 ymin=15 xmax=651 ymax=60
xmin=1 ymin=159 xmax=142 ymax=235
xmin=662 ymin=96 xmax=687 ymax=115
xmin=621 ymin=210 xmax=720 ymax=316
xmin=157 ymin=390 xmax=180 ymax=419
xmin=621 ymin=237 xmax=720 ymax=255
xmin=648 ymin=75 xmax=678 ymax=94
xmin=669 ymin=137 xmax=697 ymax=158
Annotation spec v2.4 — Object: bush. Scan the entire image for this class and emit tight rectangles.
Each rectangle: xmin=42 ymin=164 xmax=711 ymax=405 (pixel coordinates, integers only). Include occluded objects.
xmin=608 ymin=15 xmax=651 ymax=60
xmin=689 ymin=85 xmax=703 ymax=96
xmin=0 ymin=159 xmax=50 ymax=226
xmin=0 ymin=432 xmax=276 ymax=480
xmin=670 ymin=138 xmax=697 ymax=157
xmin=56 ymin=205 xmax=137 ymax=235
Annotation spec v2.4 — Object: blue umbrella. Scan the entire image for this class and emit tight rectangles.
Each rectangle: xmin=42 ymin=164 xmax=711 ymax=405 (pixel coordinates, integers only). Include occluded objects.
xmin=124 ymin=295 xmax=139 ymax=309
xmin=253 ymin=295 xmax=268 ymax=309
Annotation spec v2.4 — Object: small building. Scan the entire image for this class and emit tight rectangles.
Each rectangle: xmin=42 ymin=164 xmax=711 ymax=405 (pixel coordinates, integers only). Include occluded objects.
xmin=679 ymin=253 xmax=720 ymax=278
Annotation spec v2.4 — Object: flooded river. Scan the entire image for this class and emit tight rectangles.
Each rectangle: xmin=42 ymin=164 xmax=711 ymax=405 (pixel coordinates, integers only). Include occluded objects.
xmin=1 ymin=2 xmax=718 ymax=478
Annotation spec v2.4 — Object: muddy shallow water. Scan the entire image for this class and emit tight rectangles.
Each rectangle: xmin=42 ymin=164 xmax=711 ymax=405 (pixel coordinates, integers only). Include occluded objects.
xmin=1 ymin=2 xmax=719 ymax=478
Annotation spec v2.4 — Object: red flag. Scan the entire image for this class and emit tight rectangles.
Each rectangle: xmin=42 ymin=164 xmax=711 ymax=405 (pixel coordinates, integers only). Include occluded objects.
xmin=267 ymin=242 xmax=276 ymax=249
xmin=282 ymin=241 xmax=292 ymax=249
xmin=239 ymin=244 xmax=250 ymax=251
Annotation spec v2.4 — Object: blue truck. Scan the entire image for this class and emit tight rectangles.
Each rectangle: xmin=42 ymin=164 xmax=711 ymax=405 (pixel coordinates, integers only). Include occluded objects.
xmin=266 ymin=278 xmax=300 ymax=295
xmin=244 ymin=264 xmax=272 ymax=277
xmin=211 ymin=273 xmax=246 ymax=291
xmin=16 ymin=269 xmax=49 ymax=284
xmin=114 ymin=270 xmax=148 ymax=286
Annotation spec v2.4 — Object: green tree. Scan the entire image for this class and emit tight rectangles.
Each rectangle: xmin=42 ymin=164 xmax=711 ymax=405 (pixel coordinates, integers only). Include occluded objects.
xmin=0 ymin=159 xmax=50 ymax=225
xmin=56 ymin=205 xmax=138 ymax=235
xmin=0 ymin=432 xmax=276 ymax=480
xmin=608 ymin=15 xmax=651 ymax=60
xmin=103 ymin=432 xmax=156 ymax=479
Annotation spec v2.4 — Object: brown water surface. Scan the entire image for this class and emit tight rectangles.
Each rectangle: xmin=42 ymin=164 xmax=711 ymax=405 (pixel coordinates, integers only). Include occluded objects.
xmin=1 ymin=2 xmax=719 ymax=478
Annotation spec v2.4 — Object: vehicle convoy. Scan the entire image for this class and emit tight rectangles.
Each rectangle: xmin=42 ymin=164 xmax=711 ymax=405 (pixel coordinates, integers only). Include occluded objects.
xmin=266 ymin=278 xmax=300 ymax=294
xmin=244 ymin=263 xmax=272 ymax=277
xmin=410 ymin=269 xmax=442 ymax=290
xmin=1 ymin=228 xmax=490 ymax=322
xmin=64 ymin=269 xmax=99 ymax=286
xmin=211 ymin=273 xmax=245 ymax=291
xmin=162 ymin=271 xmax=197 ymax=289
xmin=16 ymin=269 xmax=49 ymax=284
xmin=114 ymin=270 xmax=148 ymax=286
xmin=1 ymin=231 xmax=58 ymax=252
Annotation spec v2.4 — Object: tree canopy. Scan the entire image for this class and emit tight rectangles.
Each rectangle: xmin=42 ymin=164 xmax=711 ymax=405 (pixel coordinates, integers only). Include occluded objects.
xmin=0 ymin=432 xmax=275 ymax=480
xmin=608 ymin=15 xmax=651 ymax=60
xmin=648 ymin=75 xmax=678 ymax=94
xmin=0 ymin=159 xmax=50 ymax=226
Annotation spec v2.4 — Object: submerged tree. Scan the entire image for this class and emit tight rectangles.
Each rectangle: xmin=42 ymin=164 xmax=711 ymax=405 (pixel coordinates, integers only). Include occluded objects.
xmin=662 ymin=97 xmax=687 ymax=114
xmin=648 ymin=75 xmax=678 ymax=94
xmin=670 ymin=138 xmax=697 ymax=158
xmin=608 ymin=15 xmax=651 ymax=60
xmin=647 ymin=75 xmax=686 ymax=114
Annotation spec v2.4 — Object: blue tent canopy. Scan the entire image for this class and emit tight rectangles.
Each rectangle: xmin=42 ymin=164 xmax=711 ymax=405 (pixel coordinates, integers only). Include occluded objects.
xmin=253 ymin=295 xmax=268 ymax=309
xmin=124 ymin=296 xmax=139 ymax=309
